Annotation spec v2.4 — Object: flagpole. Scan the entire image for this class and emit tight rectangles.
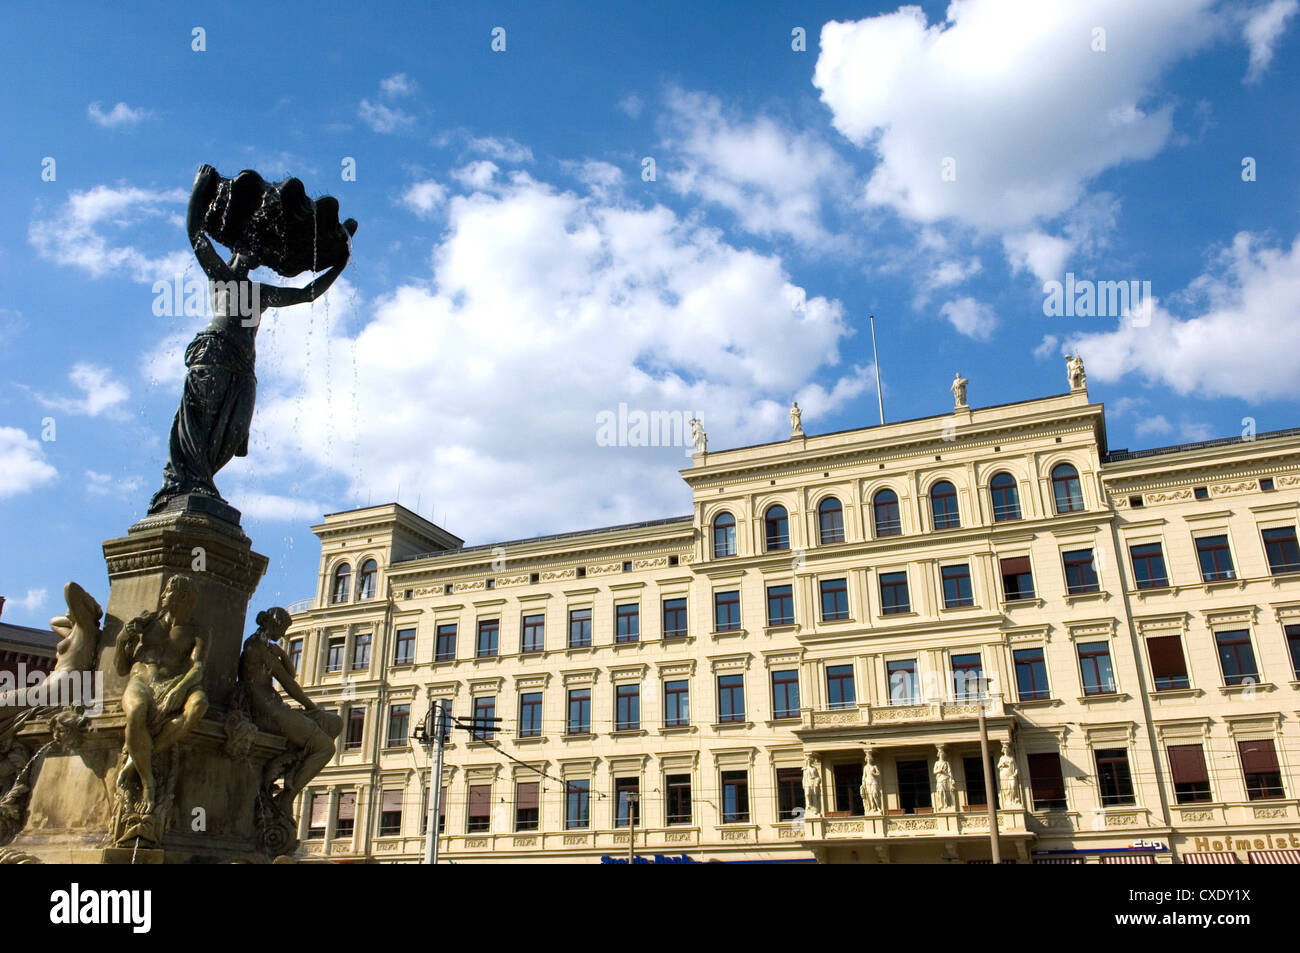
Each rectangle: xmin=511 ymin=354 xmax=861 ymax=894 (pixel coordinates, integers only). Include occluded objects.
xmin=870 ymin=315 xmax=885 ymax=425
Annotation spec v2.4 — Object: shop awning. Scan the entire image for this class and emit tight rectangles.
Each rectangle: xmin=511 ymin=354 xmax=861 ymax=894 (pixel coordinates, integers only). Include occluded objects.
xmin=1101 ymin=854 xmax=1155 ymax=864
xmin=1181 ymin=852 xmax=1238 ymax=864
xmin=1247 ymin=849 xmax=1300 ymax=864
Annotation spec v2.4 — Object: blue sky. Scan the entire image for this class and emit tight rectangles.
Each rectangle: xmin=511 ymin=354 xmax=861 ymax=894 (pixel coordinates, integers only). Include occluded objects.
xmin=1 ymin=0 xmax=1298 ymax=625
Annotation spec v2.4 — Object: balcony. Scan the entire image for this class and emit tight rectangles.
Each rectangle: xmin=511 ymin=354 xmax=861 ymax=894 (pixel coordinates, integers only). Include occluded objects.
xmin=799 ymin=807 xmax=1030 ymax=843
xmin=801 ymin=695 xmax=1005 ymax=732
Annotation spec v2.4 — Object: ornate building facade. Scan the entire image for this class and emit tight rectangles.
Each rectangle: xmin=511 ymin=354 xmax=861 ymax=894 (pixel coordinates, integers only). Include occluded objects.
xmin=285 ymin=369 xmax=1300 ymax=864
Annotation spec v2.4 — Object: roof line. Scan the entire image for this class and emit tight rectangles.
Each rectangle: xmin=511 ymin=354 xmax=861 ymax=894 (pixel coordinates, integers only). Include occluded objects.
xmin=1104 ymin=426 xmax=1300 ymax=463
xmin=395 ymin=514 xmax=694 ymax=564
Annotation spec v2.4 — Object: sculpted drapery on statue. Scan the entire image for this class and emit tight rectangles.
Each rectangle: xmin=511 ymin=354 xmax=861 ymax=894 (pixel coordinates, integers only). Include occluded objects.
xmin=148 ymin=165 xmax=357 ymax=515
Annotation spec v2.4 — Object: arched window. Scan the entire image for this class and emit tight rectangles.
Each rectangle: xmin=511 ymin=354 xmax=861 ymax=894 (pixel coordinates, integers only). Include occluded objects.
xmin=764 ymin=505 xmax=790 ymax=552
xmin=358 ymin=559 xmax=378 ymax=600
xmin=818 ymin=497 xmax=845 ymax=545
xmin=331 ymin=563 xmax=351 ymax=604
xmin=713 ymin=512 xmax=737 ymax=558
xmin=931 ymin=481 xmax=960 ymax=529
xmin=1052 ymin=464 xmax=1084 ymax=514
xmin=990 ymin=472 xmax=1021 ymax=522
xmin=872 ymin=489 xmax=901 ymax=538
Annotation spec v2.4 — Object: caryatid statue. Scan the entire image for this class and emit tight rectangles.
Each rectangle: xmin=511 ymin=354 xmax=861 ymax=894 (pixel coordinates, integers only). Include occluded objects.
xmin=860 ymin=748 xmax=883 ymax=814
xmin=933 ymin=744 xmax=956 ymax=811
xmin=148 ymin=165 xmax=356 ymax=515
xmin=951 ymin=371 xmax=968 ymax=409
xmin=997 ymin=741 xmax=1022 ymax=808
xmin=801 ymin=754 xmax=822 ymax=816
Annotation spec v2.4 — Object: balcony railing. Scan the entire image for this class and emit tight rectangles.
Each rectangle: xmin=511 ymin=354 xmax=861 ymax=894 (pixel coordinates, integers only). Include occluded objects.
xmin=803 ymin=695 xmax=1005 ymax=730
xmin=801 ymin=807 xmax=1027 ymax=840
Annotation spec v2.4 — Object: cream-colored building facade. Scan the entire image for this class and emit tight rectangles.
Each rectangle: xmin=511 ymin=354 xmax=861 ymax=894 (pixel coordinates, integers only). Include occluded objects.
xmin=285 ymin=375 xmax=1300 ymax=864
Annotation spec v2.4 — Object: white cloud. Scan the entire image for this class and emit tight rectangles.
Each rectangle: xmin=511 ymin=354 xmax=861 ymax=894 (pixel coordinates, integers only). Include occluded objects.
xmin=402 ymin=180 xmax=448 ymax=217
xmin=566 ymin=161 xmax=624 ymax=202
xmin=1134 ymin=415 xmax=1173 ymax=437
xmin=85 ymin=469 xmax=143 ymax=498
xmin=379 ymin=73 xmax=417 ymax=97
xmin=1033 ymin=334 xmax=1060 ymax=360
xmin=1003 ymin=231 xmax=1072 ymax=283
xmin=452 ymin=161 xmax=499 ymax=190
xmin=359 ymin=98 xmax=414 ymax=133
xmin=466 ymin=136 xmax=533 ymax=163
xmin=228 ymin=491 xmax=327 ymax=523
xmin=939 ymin=297 xmax=996 ymax=340
xmin=11 ymin=588 xmax=47 ymax=612
xmin=1180 ymin=420 xmax=1214 ymax=441
xmin=0 ymin=427 xmax=57 ymax=498
xmin=617 ymin=93 xmax=644 ymax=118
xmin=37 ymin=363 xmax=129 ymax=418
xmin=1243 ymin=0 xmax=1298 ymax=82
xmin=87 ymin=101 xmax=152 ymax=129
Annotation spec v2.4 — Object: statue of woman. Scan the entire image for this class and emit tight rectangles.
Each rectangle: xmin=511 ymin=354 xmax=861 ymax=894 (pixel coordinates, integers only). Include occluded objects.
xmin=802 ymin=755 xmax=822 ymax=816
xmin=933 ymin=745 xmax=955 ymax=811
xmin=861 ymin=748 xmax=883 ymax=813
xmin=997 ymin=742 xmax=1022 ymax=808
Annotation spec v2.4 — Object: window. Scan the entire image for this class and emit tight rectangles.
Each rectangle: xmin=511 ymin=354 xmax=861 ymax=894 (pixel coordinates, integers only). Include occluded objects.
xmin=565 ymin=780 xmax=590 ymax=829
xmin=351 ymin=631 xmax=371 ymax=671
xmin=1013 ymin=647 xmax=1050 ymax=700
xmin=1129 ymin=543 xmax=1169 ymax=589
xmin=1000 ymin=556 xmax=1035 ymax=601
xmin=712 ymin=512 xmax=736 ymax=558
xmin=825 ymin=665 xmax=855 ymax=710
xmin=765 ymin=505 xmax=790 ymax=551
xmin=434 ymin=624 xmax=456 ymax=662
xmin=1167 ymin=744 xmax=1212 ymax=804
xmin=393 ymin=628 xmax=415 ymax=666
xmin=467 ymin=784 xmax=491 ymax=833
xmin=566 ymin=688 xmax=592 ymax=734
xmin=833 ymin=763 xmax=865 ymax=814
xmin=714 ymin=590 xmax=741 ymax=632
xmin=896 ymin=760 xmax=931 ymax=814
xmin=515 ymin=781 xmax=539 ymax=831
xmin=518 ymin=692 xmax=542 ymax=738
xmin=1287 ymin=624 xmax=1300 ymax=680
xmin=1263 ymin=526 xmax=1300 ymax=574
xmin=326 ymin=636 xmax=345 ymax=673
xmin=615 ymin=684 xmax=640 ymax=731
xmin=345 ymin=707 xmax=365 ymax=750
xmin=520 ymin=613 xmax=546 ymax=650
xmin=879 ymin=571 xmax=910 ymax=614
xmin=664 ymin=679 xmax=690 ymax=727
xmin=990 ymin=472 xmax=1021 ymax=521
xmin=1027 ymin=752 xmax=1068 ymax=810
xmin=307 ymin=792 xmax=328 ymax=839
xmin=1062 ymin=549 xmax=1099 ymax=595
xmin=772 ymin=668 xmax=801 ymax=718
xmin=951 ymin=653 xmax=984 ymax=700
xmin=471 ymin=696 xmax=496 ymax=741
xmin=818 ymin=497 xmax=845 ymax=544
xmin=1193 ymin=486 xmax=1209 ymax=501
xmin=777 ymin=767 xmax=805 ymax=820
xmin=1051 ymin=464 xmax=1084 ymax=514
xmin=379 ymin=789 xmax=403 ymax=836
xmin=1077 ymin=641 xmax=1116 ymax=695
xmin=358 ymin=559 xmax=378 ymax=600
xmin=331 ymin=563 xmax=351 ymax=604
xmin=335 ymin=792 xmax=356 ymax=838
xmin=665 ymin=774 xmax=692 ymax=825
xmin=964 ymin=756 xmax=997 ymax=808
xmin=1196 ymin=535 xmax=1235 ymax=581
xmin=721 ymin=771 xmax=749 ymax=823
xmin=568 ymin=608 xmax=592 ymax=648
xmin=1260 ymin=478 xmax=1275 ymax=491
xmin=1238 ymin=739 xmax=1284 ymax=800
xmin=1095 ymin=748 xmax=1136 ymax=806
xmin=873 ymin=489 xmax=901 ymax=537
xmin=887 ymin=658 xmax=919 ymax=704
xmin=1215 ymin=629 xmax=1258 ymax=685
xmin=941 ymin=564 xmax=973 ymax=608
xmin=766 ymin=584 xmax=794 ymax=626
xmin=662 ymin=598 xmax=688 ymax=639
xmin=1147 ymin=636 xmax=1190 ymax=690
xmin=930 ymin=480 xmax=960 ymax=529
xmin=717 ymin=674 xmax=745 ymax=722
xmin=476 ymin=619 xmax=499 ymax=658
xmin=820 ymin=578 xmax=849 ymax=621
xmin=615 ymin=777 xmax=640 ymax=828
xmin=386 ymin=704 xmax=410 ymax=747
xmin=615 ymin=603 xmax=640 ymax=643
xmin=288 ymin=639 xmax=303 ymax=674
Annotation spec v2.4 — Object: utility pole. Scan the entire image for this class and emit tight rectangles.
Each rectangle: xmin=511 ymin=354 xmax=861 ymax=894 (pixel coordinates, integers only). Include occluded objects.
xmin=978 ymin=699 xmax=1001 ymax=864
xmin=420 ymin=700 xmax=446 ymax=865
xmin=626 ymin=793 xmax=639 ymax=864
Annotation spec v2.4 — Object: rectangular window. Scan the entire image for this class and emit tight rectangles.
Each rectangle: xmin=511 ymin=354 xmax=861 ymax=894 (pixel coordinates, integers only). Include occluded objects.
xmin=1077 ymin=640 xmax=1116 ymax=695
xmin=475 ymin=619 xmax=499 ymax=658
xmin=963 ymin=755 xmax=997 ymax=809
xmin=714 ymin=590 xmax=741 ymax=632
xmin=351 ymin=632 xmax=371 ymax=671
xmin=776 ymin=767 xmax=805 ymax=820
xmin=941 ymin=564 xmax=974 ymax=608
xmin=379 ymin=789 xmax=403 ymax=836
xmin=1167 ymin=744 xmax=1212 ymax=804
xmin=664 ymin=679 xmax=690 ymax=727
xmin=887 ymin=658 xmax=919 ymax=704
xmin=879 ymin=571 xmax=911 ymax=614
xmin=1013 ymin=647 xmax=1050 ymax=700
xmin=1196 ymin=535 xmax=1236 ymax=581
xmin=326 ymin=636 xmax=345 ymax=672
xmin=565 ymin=780 xmax=590 ymax=829
xmin=518 ymin=692 xmax=542 ymax=738
xmin=515 ymin=781 xmax=539 ymax=831
xmin=717 ymin=674 xmax=745 ymax=723
xmin=1129 ymin=543 xmax=1169 ymax=589
xmin=335 ymin=792 xmax=356 ymax=838
xmin=771 ymin=668 xmax=801 ymax=718
xmin=1215 ymin=629 xmax=1258 ymax=685
xmin=615 ymin=603 xmax=640 ymax=643
xmin=567 ymin=688 xmax=591 ymax=734
xmin=568 ymin=608 xmax=592 ymax=647
xmin=896 ymin=760 xmax=931 ymax=814
xmin=614 ymin=777 xmax=640 ymax=828
xmin=344 ymin=707 xmax=365 ymax=750
xmin=820 ymin=578 xmax=849 ymax=621
xmin=288 ymin=639 xmax=303 ymax=674
xmin=766 ymin=584 xmax=794 ymax=626
xmin=615 ymin=684 xmax=640 ymax=731
xmin=951 ymin=653 xmax=984 ymax=700
xmin=393 ymin=627 xmax=416 ymax=665
xmin=467 ymin=784 xmax=491 ymax=833
xmin=434 ymin=624 xmax=457 ymax=662
xmin=721 ymin=770 xmax=749 ymax=823
xmin=1000 ymin=556 xmax=1035 ymax=601
xmin=1287 ymin=624 xmax=1300 ymax=680
xmin=1095 ymin=748 xmax=1136 ymax=806
xmin=833 ymin=763 xmax=865 ymax=814
xmin=825 ymin=665 xmax=855 ymax=710
xmin=521 ymin=614 xmax=545 ymax=653
xmin=1147 ymin=635 xmax=1190 ymax=691
xmin=472 ymin=696 xmax=496 ymax=741
xmin=665 ymin=774 xmax=692 ymax=825
xmin=1263 ymin=526 xmax=1300 ymax=575
xmin=1238 ymin=739 xmax=1284 ymax=800
xmin=1027 ymin=752 xmax=1067 ymax=811
xmin=662 ymin=598 xmax=688 ymax=639
xmin=386 ymin=703 xmax=410 ymax=748
xmin=308 ymin=792 xmax=328 ymax=839
xmin=1062 ymin=549 xmax=1099 ymax=594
